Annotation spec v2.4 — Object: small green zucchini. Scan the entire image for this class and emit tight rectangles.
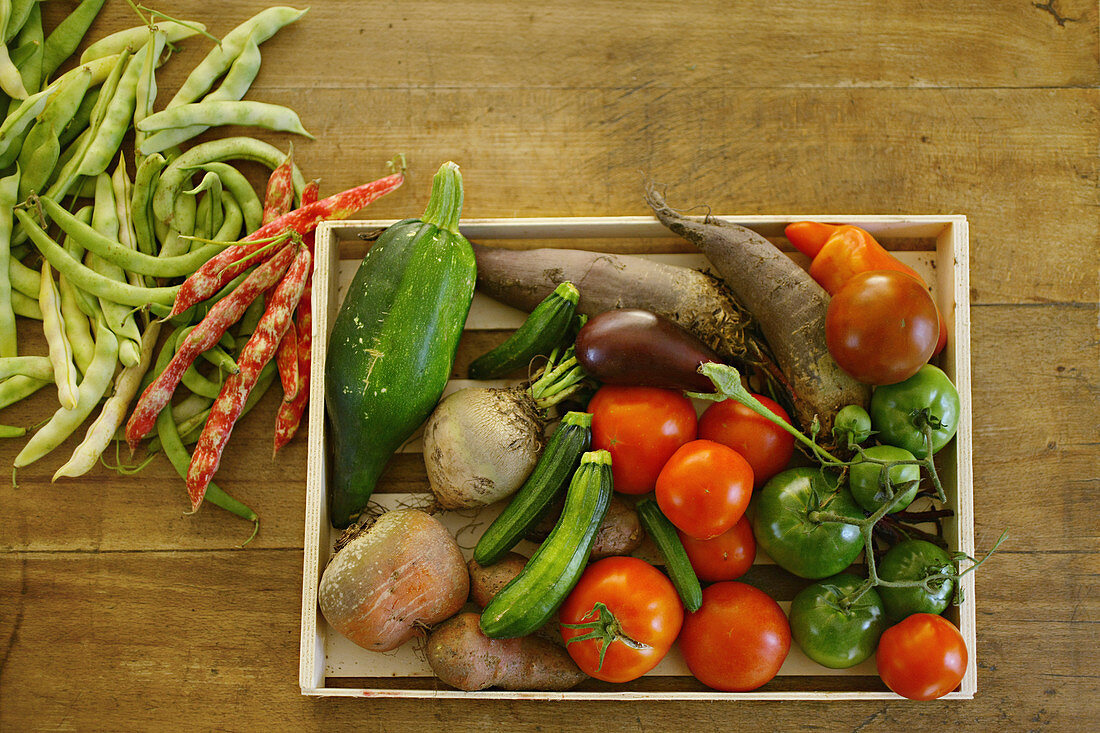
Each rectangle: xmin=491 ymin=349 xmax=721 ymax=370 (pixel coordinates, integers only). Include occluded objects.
xmin=474 ymin=411 xmax=592 ymax=566
xmin=635 ymin=498 xmax=703 ymax=612
xmin=467 ymin=281 xmax=578 ymax=380
xmin=479 ymin=449 xmax=613 ymax=639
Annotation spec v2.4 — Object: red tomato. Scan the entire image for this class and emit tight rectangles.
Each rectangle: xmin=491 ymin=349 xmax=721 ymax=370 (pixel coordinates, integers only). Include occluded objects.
xmin=588 ymin=386 xmax=697 ymax=495
xmin=678 ymin=515 xmax=756 ymax=582
xmin=876 ymin=613 xmax=968 ymax=700
xmin=697 ymin=394 xmax=795 ymax=488
xmin=559 ymin=556 xmax=683 ymax=683
xmin=825 ymin=270 xmax=940 ymax=386
xmin=655 ymin=439 xmax=753 ymax=539
xmin=679 ymin=581 xmax=791 ymax=691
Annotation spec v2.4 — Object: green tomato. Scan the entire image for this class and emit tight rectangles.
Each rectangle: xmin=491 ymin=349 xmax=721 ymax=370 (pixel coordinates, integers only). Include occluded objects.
xmin=878 ymin=539 xmax=955 ymax=621
xmin=752 ymin=467 xmax=864 ymax=579
xmin=870 ymin=365 xmax=960 ymax=458
xmin=833 ymin=404 xmax=872 ymax=449
xmin=789 ymin=573 xmax=888 ymax=669
xmin=848 ymin=445 xmax=920 ymax=514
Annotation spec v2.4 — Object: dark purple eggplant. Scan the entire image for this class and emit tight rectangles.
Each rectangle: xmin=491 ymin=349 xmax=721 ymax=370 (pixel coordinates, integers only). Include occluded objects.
xmin=575 ymin=309 xmax=721 ymax=392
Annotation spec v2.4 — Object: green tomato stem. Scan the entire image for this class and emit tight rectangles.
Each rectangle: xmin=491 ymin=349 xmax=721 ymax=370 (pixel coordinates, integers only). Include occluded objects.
xmin=691 ymin=363 xmax=844 ymax=465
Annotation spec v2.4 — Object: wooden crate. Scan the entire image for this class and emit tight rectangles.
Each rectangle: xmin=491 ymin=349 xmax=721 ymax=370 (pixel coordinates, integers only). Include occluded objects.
xmin=299 ymin=215 xmax=974 ymax=700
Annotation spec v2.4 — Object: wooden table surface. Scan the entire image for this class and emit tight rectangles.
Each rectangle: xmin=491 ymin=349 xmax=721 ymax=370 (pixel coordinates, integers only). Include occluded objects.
xmin=2 ymin=1 xmax=1097 ymax=730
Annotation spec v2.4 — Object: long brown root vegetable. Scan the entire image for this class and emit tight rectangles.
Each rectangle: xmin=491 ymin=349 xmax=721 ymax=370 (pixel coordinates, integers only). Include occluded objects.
xmin=427 ymin=612 xmax=587 ymax=691
xmin=644 ymin=187 xmax=871 ymax=436
xmin=318 ymin=509 xmax=469 ymax=652
xmin=471 ymin=242 xmax=754 ymax=366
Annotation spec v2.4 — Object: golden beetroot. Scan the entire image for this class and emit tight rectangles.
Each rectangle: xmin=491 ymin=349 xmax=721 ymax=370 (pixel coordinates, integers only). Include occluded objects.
xmin=318 ymin=509 xmax=468 ymax=652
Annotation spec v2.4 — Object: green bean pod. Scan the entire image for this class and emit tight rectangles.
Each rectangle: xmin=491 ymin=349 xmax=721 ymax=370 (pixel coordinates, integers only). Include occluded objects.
xmin=54 ymin=321 xmax=162 ymax=480
xmin=138 ymin=38 xmax=261 ymax=155
xmin=44 ymin=48 xmax=130 ymax=201
xmin=79 ymin=20 xmax=206 ymax=65
xmin=0 ymin=15 xmax=28 ymax=99
xmin=14 ymin=317 xmax=119 ymax=468
xmin=153 ymin=137 xmax=306 ymax=229
xmin=0 ymin=167 xmax=18 ymax=357
xmin=10 ymin=289 xmax=40 ymax=319
xmin=138 ymin=101 xmax=313 ymax=139
xmin=39 ymin=195 xmax=229 ymax=278
xmin=58 ymin=204 xmax=97 ymax=374
xmin=41 ymin=0 xmax=108 ymax=80
xmin=0 ymin=375 xmax=48 ymax=410
xmin=0 ymin=356 xmax=52 ymax=381
xmin=130 ymin=153 xmax=166 ymax=256
xmin=78 ymin=39 xmax=153 ymax=178
xmin=9 ymin=1 xmax=41 ymax=102
xmin=89 ymin=174 xmax=141 ymax=367
xmin=191 ymin=162 xmax=263 ymax=234
xmin=57 ymin=85 xmax=99 ymax=150
xmin=132 ymin=30 xmax=166 ymax=158
xmin=39 ymin=261 xmax=81 ymax=409
xmin=0 ymin=83 xmax=58 ymax=163
xmin=111 ymin=154 xmax=149 ymax=289
xmin=16 ymin=209 xmax=181 ymax=307
xmin=18 ymin=67 xmax=92 ymax=199
xmin=4 ymin=0 xmax=35 ymax=45
xmin=214 ymin=191 xmax=244 ymax=242
xmin=167 ymin=6 xmax=306 ymax=108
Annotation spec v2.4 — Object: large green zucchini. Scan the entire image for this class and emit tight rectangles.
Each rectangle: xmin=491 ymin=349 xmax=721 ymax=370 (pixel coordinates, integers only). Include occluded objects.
xmin=325 ymin=162 xmax=476 ymax=527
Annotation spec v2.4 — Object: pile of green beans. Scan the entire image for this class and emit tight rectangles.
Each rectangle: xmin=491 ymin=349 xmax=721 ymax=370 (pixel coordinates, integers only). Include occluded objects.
xmin=0 ymin=3 xmax=312 ymax=537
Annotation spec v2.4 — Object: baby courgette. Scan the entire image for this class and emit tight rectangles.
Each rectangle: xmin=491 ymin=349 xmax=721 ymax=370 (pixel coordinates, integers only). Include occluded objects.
xmin=479 ymin=449 xmax=613 ymax=639
xmin=635 ymin=499 xmax=703 ymax=612
xmin=474 ymin=411 xmax=592 ymax=566
xmin=467 ymin=281 xmax=578 ymax=380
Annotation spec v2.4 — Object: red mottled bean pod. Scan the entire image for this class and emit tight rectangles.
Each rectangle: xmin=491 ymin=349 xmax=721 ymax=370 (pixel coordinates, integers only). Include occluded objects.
xmin=262 ymin=150 xmax=295 ymax=225
xmin=125 ymin=244 xmax=297 ymax=448
xmin=167 ymin=171 xmax=403 ymax=318
xmin=187 ymin=245 xmax=311 ymax=509
xmin=276 ymin=320 xmax=299 ymax=401
xmin=272 ymin=181 xmax=320 ymax=452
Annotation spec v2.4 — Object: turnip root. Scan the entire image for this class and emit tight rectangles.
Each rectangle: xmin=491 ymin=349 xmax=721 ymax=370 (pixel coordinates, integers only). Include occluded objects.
xmin=427 ymin=612 xmax=587 ymax=691
xmin=318 ymin=509 xmax=468 ymax=652
xmin=423 ymin=387 xmax=543 ymax=509
xmin=467 ymin=553 xmax=527 ymax=608
xmin=424 ymin=347 xmax=586 ymax=510
xmin=645 ymin=187 xmax=871 ymax=438
xmin=471 ymin=241 xmax=754 ymax=366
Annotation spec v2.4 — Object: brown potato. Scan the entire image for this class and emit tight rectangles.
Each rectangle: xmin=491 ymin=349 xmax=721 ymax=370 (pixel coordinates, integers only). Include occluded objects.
xmin=526 ymin=495 xmax=643 ymax=559
xmin=590 ymin=496 xmax=644 ymax=559
xmin=467 ymin=553 xmax=527 ymax=608
xmin=427 ymin=613 xmax=587 ymax=691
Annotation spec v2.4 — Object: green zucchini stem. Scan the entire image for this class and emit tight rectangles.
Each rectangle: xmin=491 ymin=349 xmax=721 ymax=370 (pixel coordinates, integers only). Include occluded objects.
xmin=421 ymin=161 xmax=463 ymax=236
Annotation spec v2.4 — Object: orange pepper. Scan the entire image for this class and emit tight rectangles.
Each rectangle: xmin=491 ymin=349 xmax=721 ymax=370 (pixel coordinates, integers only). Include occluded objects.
xmin=785 ymin=221 xmax=947 ymax=355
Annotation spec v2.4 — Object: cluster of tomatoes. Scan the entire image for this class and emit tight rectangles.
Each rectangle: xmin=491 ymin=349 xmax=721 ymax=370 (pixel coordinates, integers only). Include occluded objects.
xmin=556 ymin=384 xmax=796 ymax=691
xmin=554 ymin=366 xmax=967 ymax=699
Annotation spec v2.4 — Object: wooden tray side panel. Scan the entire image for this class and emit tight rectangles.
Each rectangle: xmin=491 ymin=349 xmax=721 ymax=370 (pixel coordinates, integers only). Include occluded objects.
xmin=300 ymin=216 xmax=974 ymax=700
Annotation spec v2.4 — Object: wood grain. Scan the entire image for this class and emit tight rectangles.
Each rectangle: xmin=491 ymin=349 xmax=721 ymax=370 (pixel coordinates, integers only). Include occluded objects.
xmin=2 ymin=0 xmax=1097 ymax=729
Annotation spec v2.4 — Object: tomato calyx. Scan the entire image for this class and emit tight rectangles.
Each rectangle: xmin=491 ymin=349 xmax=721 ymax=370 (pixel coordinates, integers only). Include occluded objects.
xmin=561 ymin=601 xmax=650 ymax=671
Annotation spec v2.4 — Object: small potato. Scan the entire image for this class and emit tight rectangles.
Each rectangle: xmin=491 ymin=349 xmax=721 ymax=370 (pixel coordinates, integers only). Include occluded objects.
xmin=468 ymin=553 xmax=527 ymax=608
xmin=527 ymin=495 xmax=643 ymax=559
xmin=590 ymin=496 xmax=644 ymax=559
xmin=427 ymin=613 xmax=587 ymax=691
